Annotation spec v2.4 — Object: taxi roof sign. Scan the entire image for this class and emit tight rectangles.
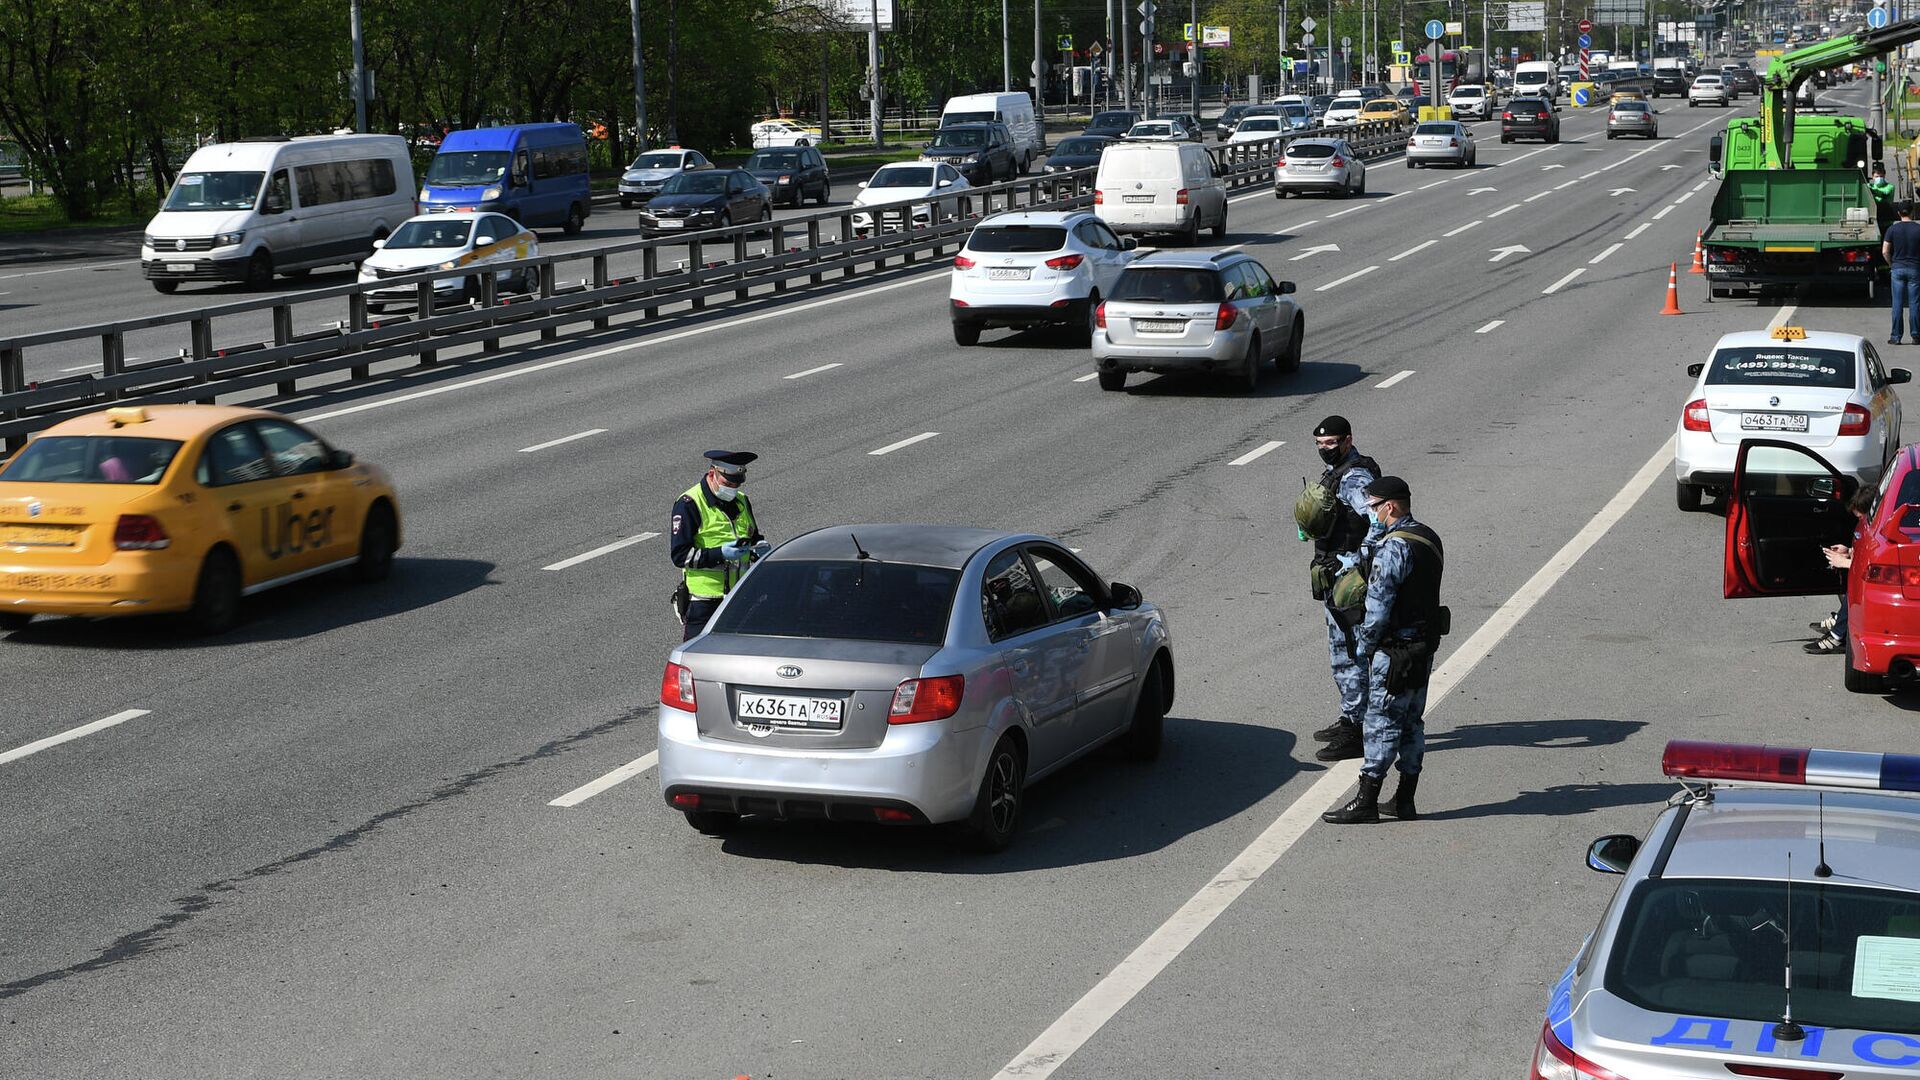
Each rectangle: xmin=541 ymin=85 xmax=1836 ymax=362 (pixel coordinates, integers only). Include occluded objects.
xmin=1770 ymin=325 xmax=1807 ymax=340
xmin=104 ymin=407 xmax=151 ymax=427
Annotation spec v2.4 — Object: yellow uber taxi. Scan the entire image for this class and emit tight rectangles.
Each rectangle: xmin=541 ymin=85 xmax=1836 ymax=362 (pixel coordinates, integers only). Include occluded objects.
xmin=0 ymin=405 xmax=400 ymax=634
xmin=1357 ymin=98 xmax=1413 ymax=128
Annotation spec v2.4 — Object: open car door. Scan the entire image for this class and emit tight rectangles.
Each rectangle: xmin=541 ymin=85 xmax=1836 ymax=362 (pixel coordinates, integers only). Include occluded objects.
xmin=1724 ymin=439 xmax=1856 ymax=598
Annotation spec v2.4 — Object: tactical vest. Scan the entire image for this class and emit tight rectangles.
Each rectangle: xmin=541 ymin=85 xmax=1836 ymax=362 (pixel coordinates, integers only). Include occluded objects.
xmin=682 ymin=482 xmax=756 ymax=598
xmin=1313 ymin=452 xmax=1382 ymax=558
xmin=1382 ymin=522 xmax=1444 ymax=635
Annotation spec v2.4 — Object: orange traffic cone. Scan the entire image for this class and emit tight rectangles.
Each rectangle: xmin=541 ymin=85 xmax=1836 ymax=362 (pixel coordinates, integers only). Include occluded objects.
xmin=1689 ymin=231 xmax=1706 ymax=274
xmin=1660 ymin=262 xmax=1684 ymax=316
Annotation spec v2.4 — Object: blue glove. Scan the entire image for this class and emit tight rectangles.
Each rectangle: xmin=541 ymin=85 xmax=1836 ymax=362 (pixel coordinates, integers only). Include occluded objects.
xmin=719 ymin=540 xmax=752 ymax=562
xmin=1297 ymin=526 xmax=1311 ymax=542
xmin=1336 ymin=552 xmax=1361 ymax=572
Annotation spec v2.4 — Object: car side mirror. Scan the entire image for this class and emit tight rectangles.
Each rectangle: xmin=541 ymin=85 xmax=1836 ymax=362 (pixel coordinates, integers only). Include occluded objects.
xmin=938 ymin=179 xmax=953 ymax=187
xmin=1586 ymin=834 xmax=1639 ymax=874
xmin=1277 ymin=280 xmax=1296 ymax=294
xmin=1120 ymin=237 xmax=1138 ymax=250
xmin=858 ymin=180 xmax=869 ymax=188
xmin=328 ymin=449 xmax=356 ymax=470
xmin=1894 ymin=368 xmax=1913 ymax=384
xmin=1108 ymin=581 xmax=1143 ymax=609
xmin=1687 ymin=362 xmax=1705 ymax=377
xmin=372 ymin=238 xmax=386 ymax=249
xmin=475 ymin=236 xmax=493 ymax=246
xmin=262 ymin=195 xmax=289 ymax=215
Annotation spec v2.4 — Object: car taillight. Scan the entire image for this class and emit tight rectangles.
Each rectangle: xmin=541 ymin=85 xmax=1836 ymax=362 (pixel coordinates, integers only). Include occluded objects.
xmin=1840 ymin=403 xmax=1872 ymax=436
xmin=1529 ymin=1022 xmax=1627 ymax=1080
xmin=113 ymin=514 xmax=170 ymax=550
xmin=1865 ymin=563 xmax=1920 ymax=586
xmin=1407 ymin=138 xmax=1417 ymax=147
xmin=1214 ymin=304 xmax=1237 ymax=331
xmin=954 ymin=254 xmax=976 ymax=269
xmin=1503 ymin=110 xmax=1514 ymax=120
xmin=1093 ymin=188 xmax=1104 ymax=204
xmin=1538 ymin=112 xmax=1550 ymax=120
xmin=1046 ymin=253 xmax=1085 ymax=270
xmin=889 ymin=675 xmax=964 ymax=724
xmin=1175 ymin=188 xmax=1189 ymax=204
xmin=1843 ymin=248 xmax=1875 ymax=264
xmin=660 ymin=661 xmax=696 ymax=712
xmin=1095 ymin=301 xmax=1107 ymax=328
xmin=1448 ymin=138 xmax=1459 ymax=147
xmin=1682 ymin=399 xmax=1711 ymax=431
xmin=1328 ymin=155 xmax=1345 ymax=168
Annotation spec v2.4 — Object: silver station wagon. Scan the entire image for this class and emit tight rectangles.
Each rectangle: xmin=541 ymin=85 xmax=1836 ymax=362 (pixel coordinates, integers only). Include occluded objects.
xmin=657 ymin=524 xmax=1174 ymax=851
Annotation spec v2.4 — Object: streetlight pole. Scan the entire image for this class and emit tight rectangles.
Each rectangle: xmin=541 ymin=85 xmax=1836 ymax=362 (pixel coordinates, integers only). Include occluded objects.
xmin=1034 ymin=0 xmax=1045 ymax=112
xmin=870 ymin=0 xmax=884 ymax=147
xmin=630 ymin=0 xmax=648 ymax=153
xmin=1004 ymin=0 xmax=1013 ymax=91
xmin=1191 ymin=0 xmax=1200 ymax=114
xmin=350 ymin=0 xmax=367 ymax=132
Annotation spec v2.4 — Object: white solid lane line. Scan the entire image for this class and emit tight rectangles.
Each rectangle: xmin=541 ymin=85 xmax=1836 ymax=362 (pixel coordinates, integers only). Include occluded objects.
xmin=1542 ymin=268 xmax=1586 ymax=294
xmin=1315 ymin=265 xmax=1379 ymax=292
xmin=1488 ymin=202 xmax=1522 ymax=218
xmin=1324 ymin=205 xmax=1365 ymax=218
xmin=992 ymin=436 xmax=1682 ymax=1080
xmin=1373 ymin=370 xmax=1415 ymax=388
xmin=1443 ymin=220 xmax=1483 ymax=237
xmin=550 ymin=751 xmax=659 ymax=807
xmin=0 ymin=710 xmax=151 ymax=767
xmin=1226 ymin=440 xmax=1285 ymax=466
xmin=1418 ymin=179 xmax=1451 ymax=191
xmin=1475 ymin=319 xmax=1505 ymax=334
xmin=869 ymin=431 xmax=940 ymax=456
xmin=519 ymin=428 xmax=608 ymax=453
xmin=1579 ymin=170 xmax=1601 ymax=180
xmin=1625 ymin=222 xmax=1651 ymax=240
xmin=0 ymin=261 xmax=124 ymax=281
xmin=1073 ymin=372 xmax=1100 ymax=383
xmin=1389 ymin=240 xmax=1436 ymax=262
xmin=1589 ymin=243 xmax=1624 ymax=265
xmin=1554 ymin=180 xmax=1579 ymax=190
xmin=784 ymin=362 xmax=843 ymax=379
xmin=542 ymin=531 xmax=660 ymax=571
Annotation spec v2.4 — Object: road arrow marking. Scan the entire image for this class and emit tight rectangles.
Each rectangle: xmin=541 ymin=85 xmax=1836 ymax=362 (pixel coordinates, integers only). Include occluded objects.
xmin=1542 ymin=163 xmax=1566 ymax=170
xmin=1489 ymin=244 xmax=1531 ymax=262
xmin=1289 ymin=243 xmax=1341 ymax=260
xmin=1660 ymin=164 xmax=1682 ymax=170
xmin=1609 ymin=187 xmax=1636 ymax=196
xmin=1467 ymin=186 xmax=1497 ymax=194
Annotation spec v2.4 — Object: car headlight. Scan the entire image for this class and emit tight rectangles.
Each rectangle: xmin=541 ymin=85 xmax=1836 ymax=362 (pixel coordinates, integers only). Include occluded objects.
xmin=214 ymin=231 xmax=245 ymax=248
xmin=437 ymin=260 xmax=458 ymax=271
xmin=419 ymin=187 xmax=430 ymax=201
xmin=143 ymin=234 xmax=158 ymax=249
xmin=482 ymin=186 xmax=502 ymax=200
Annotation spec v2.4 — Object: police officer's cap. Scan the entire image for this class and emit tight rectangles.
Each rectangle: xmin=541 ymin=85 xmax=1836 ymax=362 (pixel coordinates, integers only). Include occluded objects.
xmin=1364 ymin=475 xmax=1411 ymax=502
xmin=704 ymin=450 xmax=757 ymax=476
xmin=1313 ymin=415 xmax=1352 ymax=438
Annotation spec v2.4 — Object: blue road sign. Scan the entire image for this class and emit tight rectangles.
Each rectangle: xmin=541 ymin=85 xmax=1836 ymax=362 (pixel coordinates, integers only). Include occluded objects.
xmin=1869 ymin=7 xmax=1890 ymax=27
xmin=1573 ymin=86 xmax=1591 ymax=106
xmin=1425 ymin=18 xmax=1445 ymax=39
xmin=1578 ymin=33 xmax=1591 ymax=47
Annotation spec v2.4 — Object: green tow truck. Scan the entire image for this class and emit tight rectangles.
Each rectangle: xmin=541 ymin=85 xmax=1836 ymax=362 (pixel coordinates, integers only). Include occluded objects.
xmin=1701 ymin=23 xmax=1913 ymax=299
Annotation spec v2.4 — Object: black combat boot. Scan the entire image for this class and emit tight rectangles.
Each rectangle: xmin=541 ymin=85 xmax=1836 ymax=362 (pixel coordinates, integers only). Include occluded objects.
xmin=1322 ymin=774 xmax=1382 ymax=825
xmin=1314 ymin=724 xmax=1363 ymax=762
xmin=1312 ymin=718 xmax=1354 ymax=742
xmin=1379 ymin=771 xmax=1419 ymax=821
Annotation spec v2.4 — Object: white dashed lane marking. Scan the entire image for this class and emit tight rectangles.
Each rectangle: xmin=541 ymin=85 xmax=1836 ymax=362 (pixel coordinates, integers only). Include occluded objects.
xmin=1373 ymin=370 xmax=1415 ymax=389
xmin=1589 ymin=243 xmax=1624 ymax=265
xmin=1 ymin=710 xmax=152 ymax=767
xmin=1227 ymin=440 xmax=1286 ymax=466
xmin=784 ymin=362 xmax=843 ymax=379
xmin=519 ymin=429 xmax=607 ymax=453
xmin=869 ymin=432 xmax=940 ymax=456
xmin=542 ymin=532 xmax=660 ymax=571
xmin=1475 ymin=319 xmax=1505 ymax=333
xmin=1542 ymin=268 xmax=1586 ymax=294
xmin=1315 ymin=266 xmax=1379 ymax=292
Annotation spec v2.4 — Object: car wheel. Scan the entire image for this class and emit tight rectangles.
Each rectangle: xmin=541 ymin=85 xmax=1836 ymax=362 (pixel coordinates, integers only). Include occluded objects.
xmin=243 ymin=251 xmax=274 ymax=291
xmin=353 ymin=501 xmax=398 ymax=583
xmin=620 ymin=197 xmax=633 ymax=210
xmin=1097 ymin=369 xmax=1126 ymax=391
xmin=957 ymin=735 xmax=1025 ymax=852
xmin=1121 ymin=658 xmax=1168 ymax=761
xmin=1275 ymin=187 xmax=1287 ymax=199
xmin=718 ymin=211 xmax=732 ymax=229
xmin=953 ymin=320 xmax=981 ymax=346
xmin=1500 ymin=134 xmax=1512 ymax=143
xmin=564 ymin=203 xmax=585 ymax=235
xmin=1407 ymin=159 xmax=1417 ymax=169
xmin=1282 ymin=314 xmax=1304 ymax=371
xmin=1211 ymin=208 xmax=1227 ymax=239
xmin=1675 ymin=480 xmax=1703 ymax=513
xmin=0 ymin=612 xmax=31 ymax=633
xmin=1844 ymin=633 xmax=1884 ymax=694
xmin=152 ymin=280 xmax=180 ymax=295
xmin=685 ymin=809 xmax=742 ymax=835
xmin=1075 ymin=293 xmax=1099 ymax=347
xmin=1233 ymin=333 xmax=1260 ymax=392
xmin=183 ymin=547 xmax=242 ymax=636
xmin=816 ymin=182 xmax=831 ymax=206
xmin=795 ymin=138 xmax=809 ymax=147
xmin=1182 ymin=216 xmax=1200 ymax=246
xmin=1356 ymin=174 xmax=1366 ymax=196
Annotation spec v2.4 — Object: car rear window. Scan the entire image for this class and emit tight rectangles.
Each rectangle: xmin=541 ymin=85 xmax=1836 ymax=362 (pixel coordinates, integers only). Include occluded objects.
xmin=709 ymin=559 xmax=959 ymax=645
xmin=1413 ymin=123 xmax=1457 ymax=135
xmin=1287 ymin=143 xmax=1336 ymax=158
xmin=1510 ymin=98 xmax=1546 ymax=109
xmin=968 ymin=225 xmax=1068 ymax=252
xmin=1112 ymin=268 xmax=1225 ymax=304
xmin=1053 ymin=138 xmax=1104 ymax=155
xmin=1707 ymin=346 xmax=1855 ymax=389
xmin=1606 ymin=878 xmax=1920 ymax=1037
xmin=1614 ymin=102 xmax=1650 ymax=112
xmin=0 ymin=436 xmax=183 ymax=485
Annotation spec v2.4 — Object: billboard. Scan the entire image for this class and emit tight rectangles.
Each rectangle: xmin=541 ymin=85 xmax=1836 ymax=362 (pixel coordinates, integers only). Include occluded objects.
xmin=1201 ymin=25 xmax=1232 ymax=46
xmin=1506 ymin=1 xmax=1546 ymax=31
xmin=818 ymin=0 xmax=895 ymax=30
xmin=1591 ymin=0 xmax=1645 ymax=24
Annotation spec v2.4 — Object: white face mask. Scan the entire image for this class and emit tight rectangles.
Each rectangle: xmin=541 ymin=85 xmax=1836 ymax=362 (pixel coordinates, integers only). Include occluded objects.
xmin=709 ymin=480 xmax=738 ymax=502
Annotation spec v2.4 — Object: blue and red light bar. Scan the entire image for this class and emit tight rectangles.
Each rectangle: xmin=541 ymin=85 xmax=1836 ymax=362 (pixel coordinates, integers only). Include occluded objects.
xmin=1663 ymin=740 xmax=1920 ymax=793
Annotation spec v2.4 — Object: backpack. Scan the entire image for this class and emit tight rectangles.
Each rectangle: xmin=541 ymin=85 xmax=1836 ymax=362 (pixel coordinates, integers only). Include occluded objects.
xmin=1329 ymin=530 xmax=1441 ymax=612
xmin=1293 ymin=474 xmax=1346 ymax=539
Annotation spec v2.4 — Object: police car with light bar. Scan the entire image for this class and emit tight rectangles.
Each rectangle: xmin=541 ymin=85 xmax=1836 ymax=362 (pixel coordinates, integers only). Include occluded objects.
xmin=1536 ymin=741 xmax=1920 ymax=1078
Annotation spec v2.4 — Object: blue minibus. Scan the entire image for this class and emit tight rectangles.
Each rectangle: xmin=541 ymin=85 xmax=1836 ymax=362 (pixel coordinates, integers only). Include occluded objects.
xmin=421 ymin=123 xmax=591 ymax=234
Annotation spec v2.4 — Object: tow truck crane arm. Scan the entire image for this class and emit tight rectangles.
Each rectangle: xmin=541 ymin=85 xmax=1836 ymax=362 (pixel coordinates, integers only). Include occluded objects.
xmin=1764 ymin=17 xmax=1920 ymax=169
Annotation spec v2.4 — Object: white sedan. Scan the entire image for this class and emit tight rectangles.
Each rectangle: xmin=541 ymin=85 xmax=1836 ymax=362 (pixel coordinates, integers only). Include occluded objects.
xmin=850 ymin=162 xmax=972 ymax=233
xmin=1674 ymin=327 xmax=1909 ymax=511
xmin=357 ymin=211 xmax=536 ymax=311
xmin=1322 ymin=93 xmax=1366 ymax=125
xmin=1689 ymin=74 xmax=1730 ymax=106
xmin=1124 ymin=120 xmax=1189 ymax=141
xmin=1227 ymin=116 xmax=1288 ymax=144
xmin=948 ymin=210 xmax=1139 ymax=347
xmin=751 ymin=119 xmax=830 ymax=148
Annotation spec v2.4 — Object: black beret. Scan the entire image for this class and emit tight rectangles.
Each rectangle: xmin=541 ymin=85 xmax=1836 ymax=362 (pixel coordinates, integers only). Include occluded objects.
xmin=1313 ymin=415 xmax=1352 ymax=438
xmin=1364 ymin=475 xmax=1411 ymax=501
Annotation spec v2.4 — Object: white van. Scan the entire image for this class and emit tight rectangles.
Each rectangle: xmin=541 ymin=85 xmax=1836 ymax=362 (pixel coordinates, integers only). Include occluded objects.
xmin=141 ymin=134 xmax=416 ymax=294
xmin=1513 ymin=61 xmax=1558 ymax=102
xmin=1092 ymin=142 xmax=1228 ymax=245
xmin=940 ymin=93 xmax=1043 ymax=173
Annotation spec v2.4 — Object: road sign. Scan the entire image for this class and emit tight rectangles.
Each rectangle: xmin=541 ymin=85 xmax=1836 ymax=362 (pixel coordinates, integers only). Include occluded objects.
xmin=1394 ymin=50 xmax=1412 ymax=65
xmin=1425 ymin=18 xmax=1445 ymax=39
xmin=1057 ymin=34 xmax=1073 ymax=49
xmin=1578 ymin=18 xmax=1592 ymax=32
xmin=1183 ymin=22 xmax=1194 ymax=39
xmin=1301 ymin=32 xmax=1315 ymax=45
xmin=1300 ymin=16 xmax=1316 ymax=31
xmin=1390 ymin=38 xmax=1402 ymax=51
xmin=1870 ymin=7 xmax=1890 ymax=27
xmin=1089 ymin=41 xmax=1104 ymax=56
xmin=1153 ymin=42 xmax=1165 ymax=54
xmin=1572 ymin=86 xmax=1590 ymax=106
xmin=1444 ymin=20 xmax=1463 ymax=34
xmin=1578 ymin=33 xmax=1591 ymax=47
xmin=1341 ymin=35 xmax=1351 ymax=47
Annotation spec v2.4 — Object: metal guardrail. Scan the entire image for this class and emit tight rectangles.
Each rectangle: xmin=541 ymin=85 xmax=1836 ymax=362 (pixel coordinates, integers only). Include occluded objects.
xmin=0 ymin=122 xmax=1406 ymax=450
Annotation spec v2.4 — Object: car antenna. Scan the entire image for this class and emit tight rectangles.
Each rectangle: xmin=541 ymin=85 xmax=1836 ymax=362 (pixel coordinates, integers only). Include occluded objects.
xmin=1771 ymin=852 xmax=1807 ymax=1044
xmin=850 ymin=533 xmax=872 ymax=560
xmin=1814 ymin=791 xmax=1833 ymax=879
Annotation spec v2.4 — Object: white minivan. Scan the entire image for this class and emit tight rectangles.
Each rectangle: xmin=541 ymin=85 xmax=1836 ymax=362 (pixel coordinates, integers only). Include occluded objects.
xmin=1513 ymin=60 xmax=1559 ymax=102
xmin=141 ymin=134 xmax=416 ymax=294
xmin=1093 ymin=142 xmax=1228 ymax=245
xmin=940 ymin=92 xmax=1043 ymax=174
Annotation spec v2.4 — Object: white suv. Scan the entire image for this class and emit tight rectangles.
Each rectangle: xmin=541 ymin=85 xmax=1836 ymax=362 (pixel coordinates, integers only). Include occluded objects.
xmin=1446 ymin=84 xmax=1493 ymax=119
xmin=1689 ymin=74 xmax=1730 ymax=106
xmin=950 ymin=211 xmax=1138 ymax=346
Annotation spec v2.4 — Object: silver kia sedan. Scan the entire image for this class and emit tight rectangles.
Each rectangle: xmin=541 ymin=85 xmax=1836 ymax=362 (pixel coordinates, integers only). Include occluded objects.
xmin=657 ymin=524 xmax=1174 ymax=851
xmin=1406 ymin=121 xmax=1476 ymax=168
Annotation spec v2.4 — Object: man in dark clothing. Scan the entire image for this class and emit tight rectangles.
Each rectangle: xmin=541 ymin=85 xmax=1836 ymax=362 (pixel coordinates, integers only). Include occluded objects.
xmin=1883 ymin=201 xmax=1920 ymax=345
xmin=669 ymin=450 xmax=771 ymax=640
xmin=1305 ymin=416 xmax=1381 ymax=763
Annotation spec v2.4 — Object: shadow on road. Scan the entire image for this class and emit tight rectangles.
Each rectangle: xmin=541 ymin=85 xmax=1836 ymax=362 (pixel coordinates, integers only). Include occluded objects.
xmin=1425 ymin=716 xmax=1646 ymax=753
xmin=1123 ymin=360 xmax=1370 ymax=399
xmin=712 ymin=717 xmax=1301 ymax=871
xmin=1421 ymin=781 xmax=1673 ymax=820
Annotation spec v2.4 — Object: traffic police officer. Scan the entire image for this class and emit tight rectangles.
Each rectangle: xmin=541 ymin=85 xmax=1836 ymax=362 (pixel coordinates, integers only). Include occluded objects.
xmin=1307 ymin=416 xmax=1381 ymax=764
xmin=1323 ymin=476 xmax=1445 ymax=825
xmin=669 ymin=450 xmax=770 ymax=640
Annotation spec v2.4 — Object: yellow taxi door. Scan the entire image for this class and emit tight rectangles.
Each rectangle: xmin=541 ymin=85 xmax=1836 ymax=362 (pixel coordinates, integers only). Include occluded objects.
xmin=249 ymin=418 xmax=351 ymax=575
xmin=194 ymin=421 xmax=290 ymax=587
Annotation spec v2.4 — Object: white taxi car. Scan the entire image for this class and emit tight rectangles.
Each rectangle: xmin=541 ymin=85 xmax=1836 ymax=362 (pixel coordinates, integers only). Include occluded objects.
xmin=1539 ymin=740 xmax=1920 ymax=1079
xmin=356 ymin=212 xmax=536 ymax=312
xmin=949 ymin=210 xmax=1139 ymax=347
xmin=750 ymin=119 xmax=830 ymax=148
xmin=1674 ymin=327 xmax=1908 ymax=511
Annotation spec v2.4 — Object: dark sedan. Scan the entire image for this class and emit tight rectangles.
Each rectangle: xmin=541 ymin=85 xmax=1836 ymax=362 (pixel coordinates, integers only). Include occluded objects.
xmin=1042 ymin=135 xmax=1115 ymax=173
xmin=638 ymin=169 xmax=773 ymax=235
xmin=743 ymin=146 xmax=830 ymax=207
xmin=1084 ymin=110 xmax=1141 ymax=138
xmin=1500 ymin=97 xmax=1560 ymax=143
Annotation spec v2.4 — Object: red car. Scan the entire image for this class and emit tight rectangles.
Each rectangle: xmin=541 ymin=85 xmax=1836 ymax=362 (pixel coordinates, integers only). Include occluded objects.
xmin=1724 ymin=438 xmax=1920 ymax=691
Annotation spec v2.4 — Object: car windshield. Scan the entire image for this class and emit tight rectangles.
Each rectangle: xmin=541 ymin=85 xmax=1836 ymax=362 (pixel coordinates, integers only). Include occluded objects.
xmin=1220 ymin=106 xmax=1248 ymax=121
xmin=1363 ymin=100 xmax=1398 ymax=111
xmin=1089 ymin=112 xmax=1135 ymax=129
xmin=1707 ymin=346 xmax=1856 ymax=389
xmin=384 ymin=219 xmax=474 ymax=249
xmin=1454 ymin=86 xmax=1484 ymax=97
xmin=662 ymin=172 xmax=731 ymax=194
xmin=630 ymin=152 xmax=686 ymax=170
xmin=870 ymin=167 xmax=934 ymax=188
xmin=944 ymin=111 xmax=995 ymax=125
xmin=968 ymin=225 xmax=1068 ymax=252
xmin=425 ymin=151 xmax=510 ymax=186
xmin=162 ymin=172 xmax=264 ymax=212
xmin=1281 ymin=105 xmax=1309 ymax=118
xmin=930 ymin=129 xmax=988 ymax=148
xmin=1112 ymin=268 xmax=1225 ymax=304
xmin=0 ymin=436 xmax=183 ymax=485
xmin=1414 ymin=123 xmax=1458 ymax=135
xmin=708 ymin=559 xmax=959 ymax=645
xmin=1606 ymin=878 xmax=1920 ymax=1037
xmin=1052 ymin=138 xmax=1103 ymax=156
xmin=1239 ymin=119 xmax=1281 ymax=132
xmin=747 ymin=150 xmax=802 ymax=169
xmin=1287 ymin=143 xmax=1336 ymax=158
